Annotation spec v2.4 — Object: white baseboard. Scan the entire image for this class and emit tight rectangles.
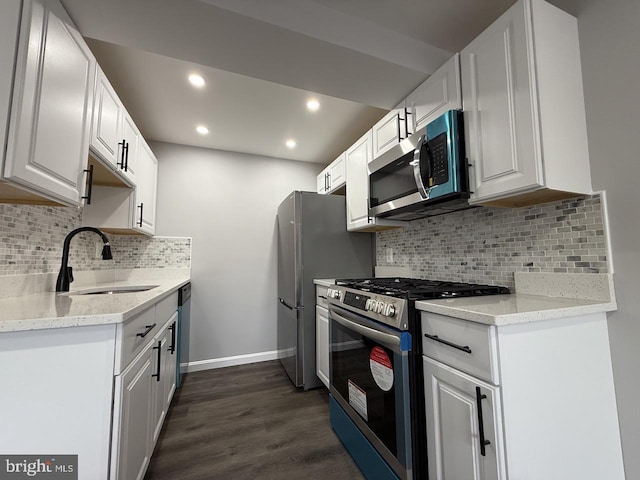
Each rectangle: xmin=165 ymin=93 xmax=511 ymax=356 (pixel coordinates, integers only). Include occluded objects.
xmin=181 ymin=350 xmax=280 ymax=373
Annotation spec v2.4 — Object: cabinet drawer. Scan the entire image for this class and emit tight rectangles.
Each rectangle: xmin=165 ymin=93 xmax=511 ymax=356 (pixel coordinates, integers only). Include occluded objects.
xmin=421 ymin=312 xmax=499 ymax=384
xmin=156 ymin=291 xmax=178 ymax=324
xmin=316 ymin=285 xmax=329 ymax=309
xmin=117 ymin=305 xmax=157 ymax=374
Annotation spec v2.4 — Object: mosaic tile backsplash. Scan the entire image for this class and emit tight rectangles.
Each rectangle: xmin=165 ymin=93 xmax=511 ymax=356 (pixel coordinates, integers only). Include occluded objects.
xmin=376 ymin=195 xmax=607 ymax=291
xmin=0 ymin=204 xmax=190 ymax=276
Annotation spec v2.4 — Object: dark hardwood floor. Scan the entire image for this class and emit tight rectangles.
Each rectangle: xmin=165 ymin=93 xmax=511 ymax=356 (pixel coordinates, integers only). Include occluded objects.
xmin=144 ymin=360 xmax=365 ymax=480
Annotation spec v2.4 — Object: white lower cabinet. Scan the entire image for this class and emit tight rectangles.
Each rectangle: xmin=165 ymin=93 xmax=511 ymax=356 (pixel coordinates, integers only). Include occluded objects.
xmin=315 ymin=284 xmax=330 ymax=389
xmin=423 ymin=357 xmax=503 ymax=480
xmin=420 ymin=310 xmax=625 ymax=480
xmin=112 ymin=341 xmax=154 ymax=480
xmin=0 ymin=290 xmax=180 ymax=480
xmin=111 ymin=297 xmax=178 ymax=480
xmin=151 ymin=314 xmax=178 ymax=445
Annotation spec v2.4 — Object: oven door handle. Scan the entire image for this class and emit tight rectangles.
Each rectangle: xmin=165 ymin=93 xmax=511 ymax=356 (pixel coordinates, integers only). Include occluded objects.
xmin=331 ymin=309 xmax=400 ymax=350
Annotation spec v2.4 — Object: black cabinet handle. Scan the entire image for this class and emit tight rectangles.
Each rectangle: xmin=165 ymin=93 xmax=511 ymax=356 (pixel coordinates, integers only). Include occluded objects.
xmin=475 ymin=386 xmax=491 ymax=456
xmin=123 ymin=142 xmax=129 ymax=172
xmin=327 ymin=171 xmax=331 ymax=191
xmin=404 ymin=106 xmax=411 ymax=136
xmin=396 ymin=112 xmax=402 ymax=142
xmin=136 ymin=323 xmax=156 ymax=338
xmin=117 ymin=140 xmax=126 ymax=169
xmin=137 ymin=203 xmax=144 ymax=227
xmin=152 ymin=340 xmax=161 ymax=381
xmin=424 ymin=333 xmax=472 ymax=354
xmin=81 ymin=164 xmax=94 ymax=204
xmin=168 ymin=322 xmax=176 ymax=354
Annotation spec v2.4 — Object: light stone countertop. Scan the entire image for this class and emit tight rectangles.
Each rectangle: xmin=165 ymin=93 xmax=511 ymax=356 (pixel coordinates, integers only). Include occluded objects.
xmin=313 ymin=279 xmax=335 ymax=287
xmin=0 ymin=273 xmax=190 ymax=333
xmin=415 ymin=293 xmax=615 ymax=326
xmin=415 ymin=272 xmax=616 ymax=326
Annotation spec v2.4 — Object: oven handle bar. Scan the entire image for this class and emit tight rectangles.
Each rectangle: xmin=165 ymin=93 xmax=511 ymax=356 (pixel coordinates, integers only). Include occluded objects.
xmin=331 ymin=309 xmax=400 ymax=350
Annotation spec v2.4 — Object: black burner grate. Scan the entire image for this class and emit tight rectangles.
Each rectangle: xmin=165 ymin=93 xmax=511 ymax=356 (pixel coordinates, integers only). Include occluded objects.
xmin=335 ymin=277 xmax=509 ymax=300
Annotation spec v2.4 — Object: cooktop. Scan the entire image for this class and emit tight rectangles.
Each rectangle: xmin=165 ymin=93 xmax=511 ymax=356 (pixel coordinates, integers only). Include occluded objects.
xmin=334 ymin=277 xmax=510 ymax=300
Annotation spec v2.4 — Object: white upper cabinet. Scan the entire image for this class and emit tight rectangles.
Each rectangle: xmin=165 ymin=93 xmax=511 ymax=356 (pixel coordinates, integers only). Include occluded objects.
xmin=317 ymin=152 xmax=346 ymax=194
xmin=90 ymin=67 xmax=137 ymax=187
xmin=82 ymin=139 xmax=158 ymax=236
xmin=371 ymin=107 xmax=409 ymax=160
xmin=91 ymin=67 xmax=122 ymax=169
xmin=134 ymin=140 xmax=158 ymax=235
xmin=345 ymin=130 xmax=405 ymax=232
xmin=461 ymin=0 xmax=592 ymax=207
xmin=1 ymin=0 xmax=95 ymax=206
xmin=406 ymin=54 xmax=462 ymax=134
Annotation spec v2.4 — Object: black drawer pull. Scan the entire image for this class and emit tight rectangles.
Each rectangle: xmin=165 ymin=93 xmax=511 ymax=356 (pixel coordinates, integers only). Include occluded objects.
xmin=152 ymin=340 xmax=161 ymax=382
xmin=475 ymin=386 xmax=491 ymax=456
xmin=136 ymin=323 xmax=156 ymax=338
xmin=424 ymin=333 xmax=472 ymax=354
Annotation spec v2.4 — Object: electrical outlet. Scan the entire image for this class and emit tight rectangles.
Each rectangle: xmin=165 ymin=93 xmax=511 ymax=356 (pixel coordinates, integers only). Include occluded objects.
xmin=386 ymin=247 xmax=393 ymax=263
xmin=95 ymin=242 xmax=103 ymax=259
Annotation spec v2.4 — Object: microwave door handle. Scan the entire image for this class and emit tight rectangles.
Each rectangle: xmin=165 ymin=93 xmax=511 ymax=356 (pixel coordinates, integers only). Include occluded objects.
xmin=330 ymin=309 xmax=401 ymax=351
xmin=411 ymin=135 xmax=431 ymax=199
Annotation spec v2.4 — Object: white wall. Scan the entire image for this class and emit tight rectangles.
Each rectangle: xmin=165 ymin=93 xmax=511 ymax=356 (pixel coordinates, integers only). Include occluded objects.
xmin=151 ymin=141 xmax=321 ymax=366
xmin=555 ymin=0 xmax=640 ymax=476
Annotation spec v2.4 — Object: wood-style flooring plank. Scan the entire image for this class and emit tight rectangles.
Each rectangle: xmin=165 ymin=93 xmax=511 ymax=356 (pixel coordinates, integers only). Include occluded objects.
xmin=144 ymin=360 xmax=364 ymax=480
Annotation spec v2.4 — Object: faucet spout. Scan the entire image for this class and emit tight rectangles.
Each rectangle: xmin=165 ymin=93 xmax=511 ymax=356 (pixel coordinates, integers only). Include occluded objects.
xmin=56 ymin=227 xmax=113 ymax=292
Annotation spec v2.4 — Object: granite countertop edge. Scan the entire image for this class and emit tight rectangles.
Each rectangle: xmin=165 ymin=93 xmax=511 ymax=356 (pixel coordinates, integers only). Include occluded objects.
xmin=415 ymin=293 xmax=616 ymax=326
xmin=0 ymin=276 xmax=190 ymax=333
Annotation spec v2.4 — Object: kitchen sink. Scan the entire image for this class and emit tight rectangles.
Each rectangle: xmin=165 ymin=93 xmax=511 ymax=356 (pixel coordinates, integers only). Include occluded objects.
xmin=63 ymin=285 xmax=159 ymax=296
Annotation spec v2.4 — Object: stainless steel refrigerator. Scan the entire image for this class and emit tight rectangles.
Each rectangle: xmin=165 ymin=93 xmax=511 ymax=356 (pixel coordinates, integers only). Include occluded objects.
xmin=277 ymin=191 xmax=373 ymax=389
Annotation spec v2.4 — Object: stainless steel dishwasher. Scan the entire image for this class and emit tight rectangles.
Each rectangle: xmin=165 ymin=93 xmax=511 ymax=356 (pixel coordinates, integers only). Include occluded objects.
xmin=177 ymin=282 xmax=191 ymax=387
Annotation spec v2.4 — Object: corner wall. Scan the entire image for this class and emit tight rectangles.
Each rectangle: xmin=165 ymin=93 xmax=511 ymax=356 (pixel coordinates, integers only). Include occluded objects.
xmin=151 ymin=141 xmax=321 ymax=366
xmin=554 ymin=0 xmax=640 ymax=475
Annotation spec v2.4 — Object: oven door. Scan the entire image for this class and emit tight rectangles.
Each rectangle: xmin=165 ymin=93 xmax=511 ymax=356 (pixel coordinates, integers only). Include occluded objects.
xmin=329 ymin=304 xmax=412 ymax=479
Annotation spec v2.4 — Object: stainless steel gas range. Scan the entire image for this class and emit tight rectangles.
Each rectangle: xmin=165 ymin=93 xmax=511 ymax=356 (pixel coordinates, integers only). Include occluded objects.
xmin=327 ymin=278 xmax=509 ymax=480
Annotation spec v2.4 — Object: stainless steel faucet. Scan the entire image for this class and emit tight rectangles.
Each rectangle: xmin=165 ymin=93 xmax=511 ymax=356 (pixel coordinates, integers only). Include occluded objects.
xmin=56 ymin=227 xmax=113 ymax=292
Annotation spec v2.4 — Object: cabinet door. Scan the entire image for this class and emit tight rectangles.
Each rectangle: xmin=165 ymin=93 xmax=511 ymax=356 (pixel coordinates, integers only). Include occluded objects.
xmin=317 ymin=166 xmax=329 ymax=194
xmin=315 ymin=305 xmax=329 ymax=389
xmin=461 ymin=0 xmax=542 ymax=202
xmin=118 ymin=110 xmax=139 ymax=185
xmin=4 ymin=0 xmax=95 ymax=206
xmin=164 ymin=315 xmax=178 ymax=408
xmin=150 ymin=331 xmax=168 ymax=446
xmin=408 ymin=54 xmax=462 ymax=133
xmin=423 ymin=356 xmax=505 ymax=480
xmin=328 ymin=152 xmax=346 ymax=192
xmin=371 ymin=108 xmax=408 ymax=160
xmin=345 ymin=131 xmax=372 ymax=230
xmin=112 ymin=343 xmax=153 ymax=480
xmin=91 ymin=67 xmax=122 ymax=169
xmin=133 ymin=140 xmax=158 ymax=235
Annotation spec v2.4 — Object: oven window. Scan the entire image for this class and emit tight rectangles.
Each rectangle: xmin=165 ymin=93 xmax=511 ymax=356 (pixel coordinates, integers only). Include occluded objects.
xmin=369 ymin=150 xmax=417 ymax=207
xmin=331 ymin=317 xmax=398 ymax=456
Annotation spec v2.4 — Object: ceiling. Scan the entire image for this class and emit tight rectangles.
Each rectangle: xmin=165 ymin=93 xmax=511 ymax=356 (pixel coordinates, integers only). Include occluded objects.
xmin=59 ymin=0 xmax=582 ymax=164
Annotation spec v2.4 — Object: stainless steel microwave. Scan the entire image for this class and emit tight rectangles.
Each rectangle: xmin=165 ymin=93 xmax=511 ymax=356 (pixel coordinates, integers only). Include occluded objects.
xmin=368 ymin=110 xmax=471 ymax=221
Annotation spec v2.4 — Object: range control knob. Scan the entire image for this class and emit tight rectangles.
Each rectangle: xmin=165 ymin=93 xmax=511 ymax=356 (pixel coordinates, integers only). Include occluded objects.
xmin=375 ymin=302 xmax=385 ymax=314
xmin=328 ymin=289 xmax=341 ymax=300
xmin=365 ymin=299 xmax=374 ymax=311
xmin=384 ymin=304 xmax=396 ymax=317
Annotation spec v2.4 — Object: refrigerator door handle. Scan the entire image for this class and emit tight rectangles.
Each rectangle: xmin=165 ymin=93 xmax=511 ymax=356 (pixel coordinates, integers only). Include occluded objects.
xmin=279 ymin=298 xmax=297 ymax=310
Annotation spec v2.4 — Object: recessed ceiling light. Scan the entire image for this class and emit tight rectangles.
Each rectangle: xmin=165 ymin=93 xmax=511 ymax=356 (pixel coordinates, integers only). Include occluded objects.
xmin=188 ymin=74 xmax=206 ymax=88
xmin=286 ymin=139 xmax=297 ymax=149
xmin=196 ymin=125 xmax=209 ymax=135
xmin=306 ymin=99 xmax=320 ymax=112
